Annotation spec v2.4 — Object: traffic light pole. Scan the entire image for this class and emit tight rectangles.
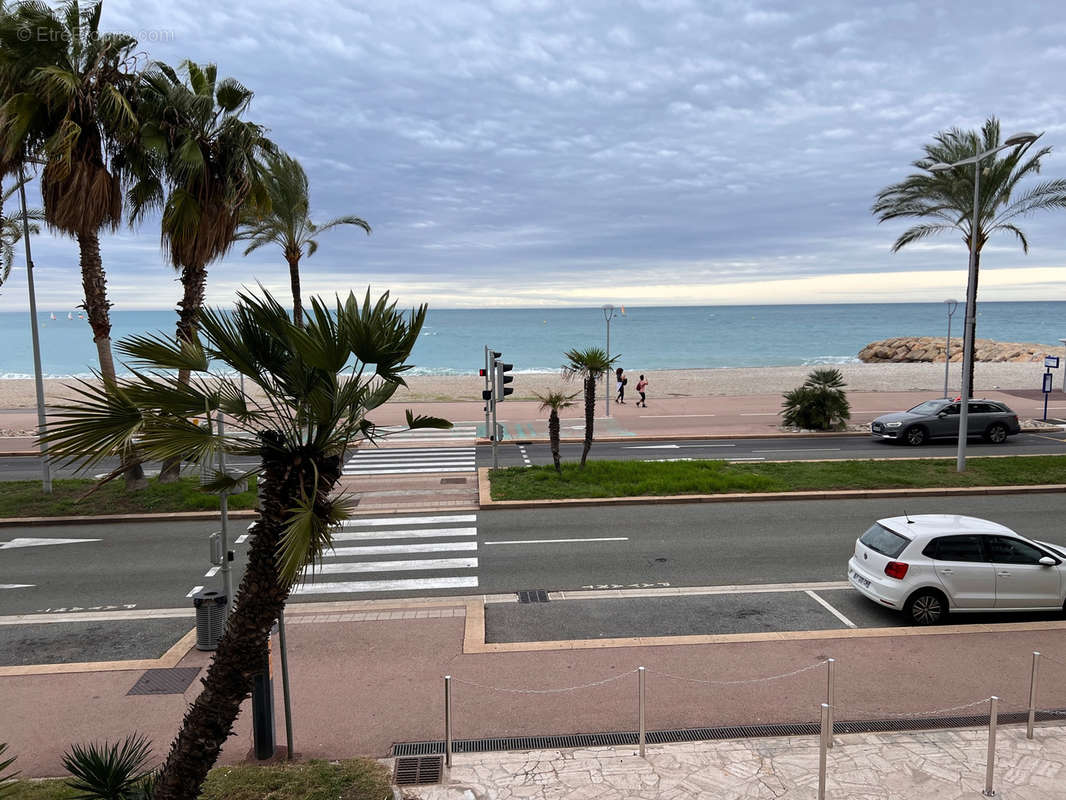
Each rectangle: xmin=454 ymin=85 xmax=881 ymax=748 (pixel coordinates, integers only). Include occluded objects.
xmin=483 ymin=345 xmax=492 ymax=445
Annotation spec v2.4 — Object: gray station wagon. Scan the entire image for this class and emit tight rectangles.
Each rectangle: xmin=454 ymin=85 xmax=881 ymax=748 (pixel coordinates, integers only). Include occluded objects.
xmin=871 ymin=399 xmax=1021 ymax=446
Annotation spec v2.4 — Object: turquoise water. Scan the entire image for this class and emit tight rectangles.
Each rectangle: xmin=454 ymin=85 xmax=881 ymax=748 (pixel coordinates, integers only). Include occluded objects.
xmin=1 ymin=302 xmax=1064 ymax=377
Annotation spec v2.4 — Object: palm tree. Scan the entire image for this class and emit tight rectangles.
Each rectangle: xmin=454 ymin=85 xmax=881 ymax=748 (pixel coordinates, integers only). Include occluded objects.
xmin=40 ymin=287 xmax=449 ymax=799
xmin=127 ymin=59 xmax=273 ymax=480
xmin=533 ymin=388 xmax=579 ymax=472
xmin=0 ymin=178 xmax=43 ymax=292
xmin=236 ymin=150 xmax=370 ymax=326
xmin=781 ymin=367 xmax=850 ymax=431
xmin=562 ymin=347 xmax=616 ymax=467
xmin=0 ymin=0 xmax=145 ymax=488
xmin=873 ymin=117 xmax=1066 ymax=394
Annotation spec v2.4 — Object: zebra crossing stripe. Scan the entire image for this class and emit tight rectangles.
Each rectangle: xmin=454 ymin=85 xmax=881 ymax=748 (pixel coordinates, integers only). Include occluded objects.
xmin=292 ymin=576 xmax=479 ymax=595
xmin=325 ymin=541 xmax=478 ymax=557
xmin=346 ymin=455 xmax=474 ymax=464
xmin=332 ymin=527 xmax=477 ymax=541
xmin=351 ymin=447 xmax=475 ymax=456
xmin=313 ymin=557 xmax=477 ymax=574
xmin=340 ymin=514 xmax=476 ymax=526
xmin=343 ymin=466 xmax=475 ymax=475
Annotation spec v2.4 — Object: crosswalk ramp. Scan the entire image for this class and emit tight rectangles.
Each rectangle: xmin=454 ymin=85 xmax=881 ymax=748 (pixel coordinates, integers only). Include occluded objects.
xmin=292 ymin=513 xmax=479 ymax=596
xmin=343 ymin=445 xmax=476 ymax=475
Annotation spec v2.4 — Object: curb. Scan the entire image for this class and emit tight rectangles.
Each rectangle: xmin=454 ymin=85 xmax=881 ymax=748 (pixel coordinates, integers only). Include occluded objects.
xmin=477 ymin=467 xmax=1066 ymax=510
xmin=0 ymin=509 xmax=260 ymax=528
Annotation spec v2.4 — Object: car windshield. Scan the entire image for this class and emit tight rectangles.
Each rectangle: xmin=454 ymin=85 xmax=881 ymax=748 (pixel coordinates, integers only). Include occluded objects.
xmin=907 ymin=401 xmax=946 ymax=415
xmin=859 ymin=524 xmax=910 ymax=557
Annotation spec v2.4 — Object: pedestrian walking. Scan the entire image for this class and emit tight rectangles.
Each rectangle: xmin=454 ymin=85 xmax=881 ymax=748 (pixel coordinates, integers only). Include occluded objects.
xmin=636 ymin=374 xmax=648 ymax=407
xmin=615 ymin=367 xmax=627 ymax=403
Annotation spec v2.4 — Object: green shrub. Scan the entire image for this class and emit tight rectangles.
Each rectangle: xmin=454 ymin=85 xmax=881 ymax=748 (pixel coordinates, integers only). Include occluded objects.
xmin=781 ymin=368 xmax=850 ymax=430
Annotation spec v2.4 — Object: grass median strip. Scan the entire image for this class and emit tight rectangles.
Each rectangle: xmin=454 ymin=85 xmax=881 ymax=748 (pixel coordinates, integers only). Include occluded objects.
xmin=0 ymin=477 xmax=257 ymax=518
xmin=488 ymin=455 xmax=1066 ymax=501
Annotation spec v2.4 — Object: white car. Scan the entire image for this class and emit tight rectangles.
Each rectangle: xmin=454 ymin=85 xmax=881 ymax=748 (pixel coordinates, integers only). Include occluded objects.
xmin=847 ymin=514 xmax=1066 ymax=625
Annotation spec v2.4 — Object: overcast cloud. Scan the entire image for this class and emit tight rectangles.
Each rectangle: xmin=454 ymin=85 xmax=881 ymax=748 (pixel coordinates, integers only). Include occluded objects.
xmin=6 ymin=0 xmax=1066 ymax=310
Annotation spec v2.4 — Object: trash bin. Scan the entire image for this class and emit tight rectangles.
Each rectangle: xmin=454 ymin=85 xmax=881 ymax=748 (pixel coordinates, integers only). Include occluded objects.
xmin=193 ymin=589 xmax=227 ymax=651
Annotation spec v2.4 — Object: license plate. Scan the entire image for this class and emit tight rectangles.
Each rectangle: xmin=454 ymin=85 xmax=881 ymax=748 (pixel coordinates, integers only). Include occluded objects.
xmin=850 ymin=569 xmax=871 ymax=588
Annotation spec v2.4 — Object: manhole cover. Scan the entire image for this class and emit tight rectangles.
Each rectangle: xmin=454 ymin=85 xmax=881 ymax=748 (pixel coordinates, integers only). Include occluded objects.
xmin=394 ymin=755 xmax=443 ymax=785
xmin=441 ymin=477 xmax=467 ymax=485
xmin=127 ymin=667 xmax=201 ymax=696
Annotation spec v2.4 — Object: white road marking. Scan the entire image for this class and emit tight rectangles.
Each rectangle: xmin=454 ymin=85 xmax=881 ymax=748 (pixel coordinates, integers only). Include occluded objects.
xmin=340 ymin=514 xmax=477 ymax=526
xmin=312 ymin=557 xmax=477 ymax=574
xmin=0 ymin=584 xmax=34 ymax=590
xmin=186 ymin=585 xmax=204 ymax=598
xmin=518 ymin=445 xmax=531 ymax=465
xmin=639 ymin=414 xmax=717 ymax=418
xmin=0 ymin=537 xmax=101 ymax=550
xmin=204 ymin=566 xmax=220 ymax=577
xmin=346 ymin=458 xmax=475 ymax=467
xmin=805 ymin=590 xmax=857 ymax=629
xmin=332 ymin=527 xmax=477 ymax=541
xmin=752 ymin=448 xmax=842 ymax=453
xmin=326 ymin=541 xmax=478 ymax=557
xmin=292 ymin=576 xmax=479 ymax=595
xmin=625 ymin=444 xmax=736 ymax=449
xmin=343 ymin=466 xmax=476 ymax=475
xmin=352 ymin=447 xmax=476 ymax=456
xmin=485 ymin=537 xmax=629 ymax=545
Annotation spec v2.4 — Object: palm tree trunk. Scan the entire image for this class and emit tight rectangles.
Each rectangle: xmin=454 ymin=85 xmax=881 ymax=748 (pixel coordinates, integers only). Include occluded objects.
xmin=159 ymin=262 xmax=208 ymax=483
xmin=286 ymin=253 xmax=303 ymax=327
xmin=152 ymin=435 xmax=343 ymax=800
xmin=580 ymin=376 xmax=595 ymax=467
xmin=548 ymin=409 xmax=561 ymax=472
xmin=966 ymin=252 xmax=981 ymax=398
xmin=77 ymin=231 xmax=147 ymax=490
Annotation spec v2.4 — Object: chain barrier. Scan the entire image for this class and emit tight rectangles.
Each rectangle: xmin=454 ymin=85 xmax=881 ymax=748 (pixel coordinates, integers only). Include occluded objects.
xmin=832 ymin=697 xmax=993 ymax=719
xmin=450 ymin=669 xmax=636 ymax=695
xmin=646 ymin=659 xmax=829 ymax=687
xmin=1035 ymin=652 xmax=1066 ymax=671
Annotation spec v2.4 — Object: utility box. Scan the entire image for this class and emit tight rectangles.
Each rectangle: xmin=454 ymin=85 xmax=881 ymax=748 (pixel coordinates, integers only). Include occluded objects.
xmin=192 ymin=589 xmax=227 ymax=651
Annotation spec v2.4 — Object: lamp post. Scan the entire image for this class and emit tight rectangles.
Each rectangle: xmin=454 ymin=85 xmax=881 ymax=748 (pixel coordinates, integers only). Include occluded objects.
xmin=943 ymin=299 xmax=958 ymax=399
xmin=927 ymin=131 xmax=1040 ymax=472
xmin=602 ymin=304 xmax=620 ymax=417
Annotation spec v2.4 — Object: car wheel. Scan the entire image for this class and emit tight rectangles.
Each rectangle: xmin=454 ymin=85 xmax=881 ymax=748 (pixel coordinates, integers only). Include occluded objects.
xmin=903 ymin=426 xmax=927 ymax=446
xmin=984 ymin=423 xmax=1008 ymax=444
xmin=906 ymin=590 xmax=946 ymax=626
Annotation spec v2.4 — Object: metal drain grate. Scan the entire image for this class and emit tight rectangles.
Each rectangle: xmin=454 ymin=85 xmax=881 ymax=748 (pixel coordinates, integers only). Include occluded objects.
xmin=441 ymin=477 xmax=467 ymax=485
xmin=127 ymin=667 xmax=201 ymax=696
xmin=394 ymin=755 xmax=444 ymax=785
xmin=517 ymin=590 xmax=549 ymax=603
xmin=392 ymin=709 xmax=1066 ymax=757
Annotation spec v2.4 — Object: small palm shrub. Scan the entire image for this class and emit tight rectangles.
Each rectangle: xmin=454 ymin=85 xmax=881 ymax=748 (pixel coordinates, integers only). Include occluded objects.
xmin=0 ymin=742 xmax=19 ymax=798
xmin=62 ymin=733 xmax=154 ymax=800
xmin=781 ymin=368 xmax=851 ymax=430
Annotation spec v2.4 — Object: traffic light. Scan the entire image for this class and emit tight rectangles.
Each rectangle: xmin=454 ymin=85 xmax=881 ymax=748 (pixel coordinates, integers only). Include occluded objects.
xmin=494 ymin=359 xmax=514 ymax=401
xmin=478 ymin=368 xmax=487 ymax=377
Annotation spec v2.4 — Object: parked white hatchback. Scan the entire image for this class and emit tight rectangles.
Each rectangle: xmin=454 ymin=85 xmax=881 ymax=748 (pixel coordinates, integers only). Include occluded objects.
xmin=848 ymin=514 xmax=1066 ymax=625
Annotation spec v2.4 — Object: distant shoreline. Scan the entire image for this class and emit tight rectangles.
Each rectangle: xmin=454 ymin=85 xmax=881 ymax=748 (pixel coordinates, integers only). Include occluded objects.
xmin=0 ymin=361 xmax=1052 ymax=408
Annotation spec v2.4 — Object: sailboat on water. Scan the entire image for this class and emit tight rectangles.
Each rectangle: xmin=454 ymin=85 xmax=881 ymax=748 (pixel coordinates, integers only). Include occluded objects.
xmin=67 ymin=312 xmax=73 ymax=320
xmin=49 ymin=313 xmax=56 ymax=320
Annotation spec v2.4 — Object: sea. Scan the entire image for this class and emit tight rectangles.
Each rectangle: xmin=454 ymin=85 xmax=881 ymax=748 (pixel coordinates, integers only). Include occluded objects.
xmin=1 ymin=302 xmax=1064 ymax=378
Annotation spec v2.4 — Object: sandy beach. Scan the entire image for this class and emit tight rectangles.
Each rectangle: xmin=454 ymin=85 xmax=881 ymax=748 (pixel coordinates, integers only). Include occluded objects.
xmin=0 ymin=361 xmax=1053 ymax=408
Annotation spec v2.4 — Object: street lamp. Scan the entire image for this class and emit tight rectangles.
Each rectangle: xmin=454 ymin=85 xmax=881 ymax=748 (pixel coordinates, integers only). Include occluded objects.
xmin=943 ymin=299 xmax=958 ymax=399
xmin=602 ymin=304 xmax=620 ymax=417
xmin=928 ymin=130 xmax=1040 ymax=472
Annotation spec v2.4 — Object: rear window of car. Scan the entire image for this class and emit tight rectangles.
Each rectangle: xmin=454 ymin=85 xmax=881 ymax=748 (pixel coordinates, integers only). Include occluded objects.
xmin=859 ymin=524 xmax=910 ymax=557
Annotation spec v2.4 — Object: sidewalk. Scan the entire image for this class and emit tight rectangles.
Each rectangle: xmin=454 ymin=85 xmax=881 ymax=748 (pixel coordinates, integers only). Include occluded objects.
xmin=2 ymin=388 xmax=1062 ymax=452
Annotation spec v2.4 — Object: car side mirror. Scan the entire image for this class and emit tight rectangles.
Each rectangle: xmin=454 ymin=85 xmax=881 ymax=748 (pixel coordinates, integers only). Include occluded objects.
xmin=937 ymin=412 xmax=948 ymax=418
xmin=1039 ymin=556 xmax=1056 ymax=566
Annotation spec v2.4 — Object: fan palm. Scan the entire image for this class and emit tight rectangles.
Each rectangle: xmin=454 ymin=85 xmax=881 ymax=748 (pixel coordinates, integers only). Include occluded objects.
xmin=781 ymin=367 xmax=850 ymax=431
xmin=0 ymin=0 xmax=145 ymax=488
xmin=127 ymin=59 xmax=273 ymax=480
xmin=237 ymin=150 xmax=370 ymax=326
xmin=0 ymin=177 xmax=43 ymax=292
xmin=40 ymin=287 xmax=449 ymax=800
xmin=533 ymin=388 xmax=579 ymax=472
xmin=873 ymin=117 xmax=1066 ymax=394
xmin=562 ymin=347 xmax=617 ymax=467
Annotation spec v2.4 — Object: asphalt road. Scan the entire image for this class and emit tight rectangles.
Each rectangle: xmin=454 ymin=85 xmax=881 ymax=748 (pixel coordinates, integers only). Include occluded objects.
xmin=477 ymin=430 xmax=1066 ymax=468
xmin=0 ymin=457 xmax=261 ymax=481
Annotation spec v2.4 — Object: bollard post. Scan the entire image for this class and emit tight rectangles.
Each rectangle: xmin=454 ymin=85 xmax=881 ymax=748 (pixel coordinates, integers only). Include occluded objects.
xmin=983 ymin=696 xmax=998 ymax=797
xmin=638 ymin=666 xmax=646 ymax=758
xmin=818 ymin=703 xmax=828 ymax=800
xmin=444 ymin=675 xmax=453 ymax=769
xmin=825 ymin=658 xmax=835 ymax=749
xmin=1027 ymin=652 xmax=1041 ymax=740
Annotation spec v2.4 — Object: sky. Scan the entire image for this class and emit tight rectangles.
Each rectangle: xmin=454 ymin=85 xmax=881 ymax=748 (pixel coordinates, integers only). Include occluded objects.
xmin=5 ymin=0 xmax=1066 ymax=311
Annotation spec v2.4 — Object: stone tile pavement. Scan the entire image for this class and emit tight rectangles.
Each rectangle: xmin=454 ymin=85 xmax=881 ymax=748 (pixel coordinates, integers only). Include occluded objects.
xmin=408 ymin=724 xmax=1066 ymax=799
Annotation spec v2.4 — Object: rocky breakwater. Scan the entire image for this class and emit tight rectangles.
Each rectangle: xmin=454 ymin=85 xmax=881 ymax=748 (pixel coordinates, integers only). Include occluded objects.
xmin=859 ymin=337 xmax=1059 ymax=363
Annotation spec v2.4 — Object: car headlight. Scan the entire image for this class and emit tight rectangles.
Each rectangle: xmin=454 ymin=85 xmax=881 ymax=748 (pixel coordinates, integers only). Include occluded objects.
xmin=884 ymin=421 xmax=902 ymax=428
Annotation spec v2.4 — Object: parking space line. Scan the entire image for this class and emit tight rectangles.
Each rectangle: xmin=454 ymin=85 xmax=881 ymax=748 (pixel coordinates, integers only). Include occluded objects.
xmin=805 ymin=590 xmax=857 ymax=629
